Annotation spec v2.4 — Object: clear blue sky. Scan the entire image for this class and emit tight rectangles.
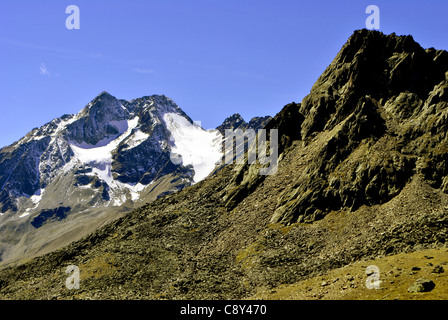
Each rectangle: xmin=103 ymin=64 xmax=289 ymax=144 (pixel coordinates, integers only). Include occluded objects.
xmin=1 ymin=0 xmax=447 ymax=148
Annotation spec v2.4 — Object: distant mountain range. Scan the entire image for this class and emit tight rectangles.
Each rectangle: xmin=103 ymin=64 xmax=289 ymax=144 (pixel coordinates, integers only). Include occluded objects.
xmin=0 ymin=91 xmax=270 ymax=264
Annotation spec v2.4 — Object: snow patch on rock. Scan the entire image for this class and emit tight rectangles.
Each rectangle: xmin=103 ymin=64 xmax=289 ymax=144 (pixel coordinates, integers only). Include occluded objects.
xmin=163 ymin=112 xmax=223 ymax=183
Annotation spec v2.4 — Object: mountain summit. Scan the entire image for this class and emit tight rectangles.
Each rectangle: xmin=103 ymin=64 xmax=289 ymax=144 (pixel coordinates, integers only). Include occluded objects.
xmin=268 ymin=29 xmax=448 ymax=224
xmin=0 ymin=92 xmax=217 ymax=214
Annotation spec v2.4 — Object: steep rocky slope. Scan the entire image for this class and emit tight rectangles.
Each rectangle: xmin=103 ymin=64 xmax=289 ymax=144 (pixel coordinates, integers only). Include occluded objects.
xmin=1 ymin=29 xmax=448 ymax=300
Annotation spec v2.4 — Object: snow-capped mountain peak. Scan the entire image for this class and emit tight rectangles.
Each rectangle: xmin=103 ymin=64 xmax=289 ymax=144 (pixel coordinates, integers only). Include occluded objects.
xmin=0 ymin=92 xmax=222 ymax=217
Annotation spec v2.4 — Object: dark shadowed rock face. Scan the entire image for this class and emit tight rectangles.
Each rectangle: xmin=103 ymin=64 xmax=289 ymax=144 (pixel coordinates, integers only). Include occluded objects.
xmin=216 ymin=113 xmax=246 ymax=135
xmin=31 ymin=207 xmax=71 ymax=228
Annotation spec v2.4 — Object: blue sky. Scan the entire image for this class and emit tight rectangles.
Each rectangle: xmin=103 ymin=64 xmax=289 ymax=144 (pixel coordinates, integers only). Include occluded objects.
xmin=1 ymin=0 xmax=447 ymax=148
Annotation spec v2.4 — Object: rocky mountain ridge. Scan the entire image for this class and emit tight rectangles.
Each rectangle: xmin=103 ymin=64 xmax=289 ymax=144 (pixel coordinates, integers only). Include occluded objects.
xmin=224 ymin=28 xmax=448 ymax=224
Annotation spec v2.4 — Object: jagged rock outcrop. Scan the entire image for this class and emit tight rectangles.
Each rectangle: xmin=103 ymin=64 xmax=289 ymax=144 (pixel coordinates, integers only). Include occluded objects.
xmin=216 ymin=113 xmax=271 ymax=135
